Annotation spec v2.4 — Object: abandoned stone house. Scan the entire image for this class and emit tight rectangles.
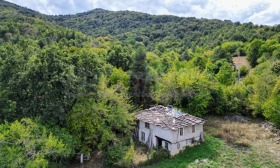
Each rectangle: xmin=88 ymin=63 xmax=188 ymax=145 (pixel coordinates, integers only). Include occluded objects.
xmin=135 ymin=105 xmax=205 ymax=155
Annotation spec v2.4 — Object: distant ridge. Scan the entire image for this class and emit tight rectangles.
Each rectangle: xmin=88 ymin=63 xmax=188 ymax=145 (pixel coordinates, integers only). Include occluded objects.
xmin=1 ymin=0 xmax=279 ymax=49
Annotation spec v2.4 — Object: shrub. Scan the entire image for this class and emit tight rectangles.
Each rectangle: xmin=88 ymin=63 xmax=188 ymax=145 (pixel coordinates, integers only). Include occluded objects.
xmin=0 ymin=118 xmax=75 ymax=167
xmin=104 ymin=139 xmax=136 ymax=168
xmin=104 ymin=145 xmax=128 ymax=167
xmin=240 ymin=66 xmax=249 ymax=77
xmin=149 ymin=148 xmax=170 ymax=163
xmin=271 ymin=61 xmax=280 ymax=75
xmin=117 ymin=143 xmax=136 ymax=168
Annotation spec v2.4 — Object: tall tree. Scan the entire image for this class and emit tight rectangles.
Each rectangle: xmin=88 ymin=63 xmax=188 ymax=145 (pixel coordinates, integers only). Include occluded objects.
xmin=262 ymin=78 xmax=280 ymax=127
xmin=107 ymin=45 xmax=132 ymax=71
xmin=67 ymin=76 xmax=134 ymax=151
xmin=129 ymin=45 xmax=151 ymax=108
xmin=153 ymin=68 xmax=213 ymax=116
xmin=216 ymin=62 xmax=235 ymax=86
xmin=247 ymin=39 xmax=264 ymax=67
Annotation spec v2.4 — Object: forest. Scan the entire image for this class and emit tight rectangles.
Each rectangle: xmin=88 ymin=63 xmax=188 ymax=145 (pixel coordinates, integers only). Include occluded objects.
xmin=0 ymin=0 xmax=279 ymax=167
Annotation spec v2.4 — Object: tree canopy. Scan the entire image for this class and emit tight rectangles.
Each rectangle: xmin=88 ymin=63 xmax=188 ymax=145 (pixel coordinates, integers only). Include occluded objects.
xmin=0 ymin=0 xmax=279 ymax=167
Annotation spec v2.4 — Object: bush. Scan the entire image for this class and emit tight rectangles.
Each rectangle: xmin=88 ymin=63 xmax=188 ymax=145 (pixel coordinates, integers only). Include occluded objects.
xmin=0 ymin=118 xmax=75 ymax=167
xmin=149 ymin=148 xmax=170 ymax=164
xmin=240 ymin=66 xmax=249 ymax=77
xmin=271 ymin=61 xmax=280 ymax=75
xmin=104 ymin=145 xmax=128 ymax=167
xmin=117 ymin=143 xmax=135 ymax=168
xmin=104 ymin=139 xmax=135 ymax=168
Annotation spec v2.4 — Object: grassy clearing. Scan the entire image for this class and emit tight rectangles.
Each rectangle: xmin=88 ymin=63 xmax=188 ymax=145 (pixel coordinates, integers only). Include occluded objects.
xmin=143 ymin=136 xmax=222 ymax=168
xmin=205 ymin=116 xmax=280 ymax=162
xmin=143 ymin=135 xmax=279 ymax=168
xmin=142 ymin=116 xmax=280 ymax=168
xmin=205 ymin=116 xmax=274 ymax=145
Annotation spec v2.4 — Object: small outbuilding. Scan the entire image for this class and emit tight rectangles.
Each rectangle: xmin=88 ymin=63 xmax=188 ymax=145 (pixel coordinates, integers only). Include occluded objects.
xmin=135 ymin=105 xmax=205 ymax=155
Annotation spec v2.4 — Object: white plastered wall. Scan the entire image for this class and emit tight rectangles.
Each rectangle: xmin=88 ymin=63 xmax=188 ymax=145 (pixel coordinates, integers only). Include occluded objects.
xmin=138 ymin=120 xmax=204 ymax=155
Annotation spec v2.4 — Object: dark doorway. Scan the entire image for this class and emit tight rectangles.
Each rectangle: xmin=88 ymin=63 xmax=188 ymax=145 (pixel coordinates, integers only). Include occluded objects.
xmin=156 ymin=137 xmax=163 ymax=148
xmin=155 ymin=136 xmax=171 ymax=148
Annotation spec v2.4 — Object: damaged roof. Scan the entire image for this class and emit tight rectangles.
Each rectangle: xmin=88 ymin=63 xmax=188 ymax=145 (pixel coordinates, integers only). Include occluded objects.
xmin=135 ymin=105 xmax=205 ymax=130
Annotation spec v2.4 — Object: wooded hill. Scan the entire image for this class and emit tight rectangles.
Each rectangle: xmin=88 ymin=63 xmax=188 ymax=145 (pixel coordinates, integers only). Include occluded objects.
xmin=50 ymin=8 xmax=280 ymax=50
xmin=0 ymin=0 xmax=279 ymax=167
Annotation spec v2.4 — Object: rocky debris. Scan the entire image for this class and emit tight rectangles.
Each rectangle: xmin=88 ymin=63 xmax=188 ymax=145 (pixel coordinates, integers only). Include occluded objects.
xmin=259 ymin=122 xmax=274 ymax=131
xmin=273 ymin=137 xmax=280 ymax=144
xmin=272 ymin=129 xmax=280 ymax=136
xmin=224 ymin=115 xmax=248 ymax=123
xmin=259 ymin=122 xmax=280 ymax=137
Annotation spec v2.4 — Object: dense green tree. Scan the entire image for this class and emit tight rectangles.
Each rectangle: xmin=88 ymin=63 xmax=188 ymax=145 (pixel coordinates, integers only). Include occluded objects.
xmin=262 ymin=79 xmax=280 ymax=126
xmin=247 ymin=39 xmax=265 ymax=67
xmin=221 ymin=41 xmax=245 ymax=55
xmin=0 ymin=43 xmax=26 ymax=121
xmin=272 ymin=48 xmax=280 ymax=59
xmin=216 ymin=62 xmax=235 ymax=85
xmin=212 ymin=46 xmax=232 ymax=63
xmin=109 ymin=67 xmax=130 ymax=87
xmin=0 ymin=43 xmax=103 ymax=125
xmin=0 ymin=45 xmax=80 ymax=125
xmin=153 ymin=68 xmax=213 ymax=116
xmin=192 ymin=55 xmax=207 ymax=71
xmin=71 ymin=48 xmax=103 ymax=94
xmin=129 ymin=45 xmax=152 ymax=108
xmin=0 ymin=118 xmax=75 ymax=167
xmin=207 ymin=86 xmax=226 ymax=115
xmin=67 ymin=76 xmax=134 ymax=151
xmin=24 ymin=46 xmax=80 ymax=125
xmin=179 ymin=50 xmax=191 ymax=61
xmin=246 ymin=61 xmax=277 ymax=116
xmin=210 ymin=59 xmax=229 ymax=74
xmin=271 ymin=60 xmax=280 ymax=75
xmin=107 ymin=45 xmax=132 ymax=71
xmin=240 ymin=66 xmax=249 ymax=77
xmin=223 ymin=84 xmax=248 ymax=114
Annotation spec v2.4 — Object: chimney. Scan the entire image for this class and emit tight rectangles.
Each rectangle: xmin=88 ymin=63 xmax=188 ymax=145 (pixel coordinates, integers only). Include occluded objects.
xmin=168 ymin=105 xmax=176 ymax=119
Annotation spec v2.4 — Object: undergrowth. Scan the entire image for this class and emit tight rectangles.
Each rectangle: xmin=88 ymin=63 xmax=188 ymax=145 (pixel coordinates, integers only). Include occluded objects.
xmin=143 ymin=135 xmax=279 ymax=168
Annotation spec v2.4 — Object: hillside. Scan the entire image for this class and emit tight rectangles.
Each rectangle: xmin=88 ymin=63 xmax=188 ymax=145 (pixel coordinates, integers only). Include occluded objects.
xmin=50 ymin=9 xmax=280 ymax=50
xmin=1 ymin=0 xmax=279 ymax=50
xmin=0 ymin=0 xmax=279 ymax=167
xmin=0 ymin=0 xmax=46 ymax=19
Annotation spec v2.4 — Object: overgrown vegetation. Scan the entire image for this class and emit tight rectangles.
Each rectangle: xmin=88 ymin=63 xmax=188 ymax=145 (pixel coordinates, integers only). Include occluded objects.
xmin=134 ymin=116 xmax=280 ymax=167
xmin=0 ymin=0 xmax=279 ymax=167
xmin=104 ymin=138 xmax=135 ymax=168
xmin=144 ymin=134 xmax=279 ymax=168
xmin=0 ymin=118 xmax=76 ymax=167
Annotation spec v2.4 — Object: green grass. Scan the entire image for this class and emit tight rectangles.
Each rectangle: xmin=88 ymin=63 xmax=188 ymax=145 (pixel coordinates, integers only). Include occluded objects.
xmin=143 ymin=135 xmax=279 ymax=168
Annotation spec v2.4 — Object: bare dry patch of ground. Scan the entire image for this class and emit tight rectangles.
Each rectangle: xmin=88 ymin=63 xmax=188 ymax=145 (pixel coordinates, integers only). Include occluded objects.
xmin=132 ymin=145 xmax=149 ymax=165
xmin=204 ymin=116 xmax=280 ymax=164
xmin=232 ymin=56 xmax=250 ymax=68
